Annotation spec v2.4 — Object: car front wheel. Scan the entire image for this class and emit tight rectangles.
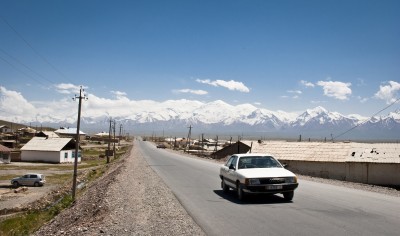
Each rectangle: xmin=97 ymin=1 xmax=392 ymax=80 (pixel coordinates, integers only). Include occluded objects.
xmin=237 ymin=183 xmax=246 ymax=201
xmin=283 ymin=191 xmax=294 ymax=201
xmin=34 ymin=182 xmax=40 ymax=187
xmin=12 ymin=181 xmax=19 ymax=187
xmin=221 ymin=179 xmax=229 ymax=193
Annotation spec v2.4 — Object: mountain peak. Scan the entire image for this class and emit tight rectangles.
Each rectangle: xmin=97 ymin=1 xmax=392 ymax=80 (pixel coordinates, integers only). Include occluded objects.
xmin=308 ymin=106 xmax=327 ymax=113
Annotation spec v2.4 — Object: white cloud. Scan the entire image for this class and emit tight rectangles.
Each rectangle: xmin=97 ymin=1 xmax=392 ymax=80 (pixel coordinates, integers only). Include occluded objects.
xmin=300 ymin=80 xmax=315 ymax=88
xmin=173 ymin=89 xmax=208 ymax=95
xmin=54 ymin=83 xmax=88 ymax=94
xmin=357 ymin=96 xmax=369 ymax=103
xmin=0 ymin=86 xmax=36 ymax=116
xmin=254 ymin=102 xmax=261 ymax=105
xmin=311 ymin=100 xmax=327 ymax=104
xmin=317 ymin=80 xmax=352 ymax=100
xmin=111 ymin=91 xmax=128 ymax=100
xmin=374 ymin=81 xmax=400 ymax=104
xmin=287 ymin=90 xmax=302 ymax=94
xmin=196 ymin=79 xmax=250 ymax=93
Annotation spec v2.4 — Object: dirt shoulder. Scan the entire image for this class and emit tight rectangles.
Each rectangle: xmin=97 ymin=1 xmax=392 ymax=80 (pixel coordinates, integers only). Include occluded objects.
xmin=34 ymin=143 xmax=205 ymax=235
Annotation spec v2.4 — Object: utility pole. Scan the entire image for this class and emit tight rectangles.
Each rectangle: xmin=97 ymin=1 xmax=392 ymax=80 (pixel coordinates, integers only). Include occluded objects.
xmin=214 ymin=135 xmax=218 ymax=152
xmin=185 ymin=125 xmax=192 ymax=153
xmin=107 ymin=118 xmax=112 ymax=164
xmin=119 ymin=124 xmax=123 ymax=146
xmin=72 ymin=86 xmax=87 ymax=202
xmin=113 ymin=120 xmax=116 ymax=159
xmin=201 ymin=133 xmax=204 ymax=156
xmin=174 ymin=137 xmax=177 ymax=150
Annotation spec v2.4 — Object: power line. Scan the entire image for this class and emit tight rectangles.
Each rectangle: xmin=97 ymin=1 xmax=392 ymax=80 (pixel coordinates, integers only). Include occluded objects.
xmin=0 ymin=47 xmax=55 ymax=85
xmin=0 ymin=15 xmax=73 ymax=84
xmin=333 ymin=97 xmax=400 ymax=141
xmin=0 ymin=54 xmax=47 ymax=86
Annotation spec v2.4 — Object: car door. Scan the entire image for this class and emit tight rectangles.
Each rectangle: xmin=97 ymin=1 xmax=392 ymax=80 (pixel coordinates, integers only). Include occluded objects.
xmin=29 ymin=174 xmax=38 ymax=186
xmin=20 ymin=174 xmax=30 ymax=185
xmin=224 ymin=156 xmax=238 ymax=188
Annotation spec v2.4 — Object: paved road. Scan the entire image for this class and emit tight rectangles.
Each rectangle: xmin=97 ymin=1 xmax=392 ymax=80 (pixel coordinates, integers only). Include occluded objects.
xmin=137 ymin=140 xmax=400 ymax=236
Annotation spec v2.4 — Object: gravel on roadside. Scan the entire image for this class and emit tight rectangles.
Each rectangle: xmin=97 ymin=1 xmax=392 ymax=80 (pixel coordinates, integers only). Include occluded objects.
xmin=34 ymin=144 xmax=205 ymax=236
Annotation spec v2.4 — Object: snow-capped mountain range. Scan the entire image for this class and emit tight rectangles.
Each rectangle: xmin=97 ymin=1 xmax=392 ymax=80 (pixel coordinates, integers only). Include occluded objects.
xmin=33 ymin=100 xmax=400 ymax=140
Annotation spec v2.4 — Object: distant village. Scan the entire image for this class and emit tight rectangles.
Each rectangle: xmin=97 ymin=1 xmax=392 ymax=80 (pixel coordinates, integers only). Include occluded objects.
xmin=0 ymin=124 xmax=124 ymax=164
xmin=1 ymin=122 xmax=400 ymax=187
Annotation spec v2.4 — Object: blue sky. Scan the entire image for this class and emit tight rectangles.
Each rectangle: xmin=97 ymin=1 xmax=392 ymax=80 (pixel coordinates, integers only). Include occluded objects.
xmin=1 ymin=0 xmax=399 ymax=121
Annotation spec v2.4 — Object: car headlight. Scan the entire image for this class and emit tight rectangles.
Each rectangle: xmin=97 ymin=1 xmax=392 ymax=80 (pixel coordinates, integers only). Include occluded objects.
xmin=248 ymin=178 xmax=261 ymax=185
xmin=285 ymin=177 xmax=297 ymax=183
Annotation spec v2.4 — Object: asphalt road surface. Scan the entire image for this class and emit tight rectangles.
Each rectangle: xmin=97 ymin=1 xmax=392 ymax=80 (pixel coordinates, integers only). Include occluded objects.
xmin=137 ymin=140 xmax=400 ymax=236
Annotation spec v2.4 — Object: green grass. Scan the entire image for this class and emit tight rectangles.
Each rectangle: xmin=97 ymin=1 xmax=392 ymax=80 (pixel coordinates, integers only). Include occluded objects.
xmin=0 ymin=144 xmax=132 ymax=235
xmin=0 ymin=195 xmax=73 ymax=236
xmin=0 ymin=174 xmax=16 ymax=181
xmin=45 ymin=173 xmax=72 ymax=185
xmin=83 ymin=148 xmax=106 ymax=157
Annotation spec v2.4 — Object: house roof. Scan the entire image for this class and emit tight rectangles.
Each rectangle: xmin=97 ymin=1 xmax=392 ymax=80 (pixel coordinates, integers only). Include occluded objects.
xmin=37 ymin=131 xmax=60 ymax=138
xmin=21 ymin=137 xmax=75 ymax=152
xmin=94 ymin=131 xmax=109 ymax=137
xmin=0 ymin=144 xmax=12 ymax=152
xmin=242 ymin=140 xmax=400 ymax=164
xmin=55 ymin=127 xmax=86 ymax=135
xmin=18 ymin=127 xmax=37 ymax=133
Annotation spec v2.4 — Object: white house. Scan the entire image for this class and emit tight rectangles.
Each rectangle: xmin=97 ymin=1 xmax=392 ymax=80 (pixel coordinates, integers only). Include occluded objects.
xmin=20 ymin=137 xmax=81 ymax=163
xmin=0 ymin=125 xmax=12 ymax=133
xmin=54 ymin=127 xmax=86 ymax=140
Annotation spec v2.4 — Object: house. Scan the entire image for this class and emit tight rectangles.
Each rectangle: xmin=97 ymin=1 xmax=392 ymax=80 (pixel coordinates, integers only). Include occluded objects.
xmin=0 ymin=125 xmax=12 ymax=133
xmin=54 ymin=127 xmax=86 ymax=140
xmin=18 ymin=127 xmax=37 ymax=136
xmin=20 ymin=137 xmax=81 ymax=163
xmin=0 ymin=144 xmax=12 ymax=164
xmin=212 ymin=141 xmax=251 ymax=159
xmin=36 ymin=131 xmax=60 ymax=138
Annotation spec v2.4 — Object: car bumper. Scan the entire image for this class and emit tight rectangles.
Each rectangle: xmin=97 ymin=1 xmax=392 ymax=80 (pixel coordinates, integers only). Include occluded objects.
xmin=242 ymin=183 xmax=298 ymax=194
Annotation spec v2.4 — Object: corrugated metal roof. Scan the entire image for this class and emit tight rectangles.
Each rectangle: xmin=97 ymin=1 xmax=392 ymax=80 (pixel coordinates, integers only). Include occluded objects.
xmin=20 ymin=137 xmax=74 ymax=151
xmin=243 ymin=140 xmax=400 ymax=164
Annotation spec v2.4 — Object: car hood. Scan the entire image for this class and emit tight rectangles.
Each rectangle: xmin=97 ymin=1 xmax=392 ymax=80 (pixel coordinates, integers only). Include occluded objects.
xmin=236 ymin=168 xmax=296 ymax=178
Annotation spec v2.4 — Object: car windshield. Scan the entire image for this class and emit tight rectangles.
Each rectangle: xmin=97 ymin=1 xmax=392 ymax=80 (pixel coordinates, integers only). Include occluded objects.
xmin=238 ymin=156 xmax=282 ymax=169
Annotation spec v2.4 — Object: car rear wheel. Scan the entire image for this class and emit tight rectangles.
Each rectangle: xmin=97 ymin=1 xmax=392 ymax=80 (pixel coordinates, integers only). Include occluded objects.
xmin=283 ymin=191 xmax=294 ymax=201
xmin=12 ymin=181 xmax=19 ymax=187
xmin=221 ymin=179 xmax=229 ymax=193
xmin=237 ymin=183 xmax=246 ymax=201
xmin=34 ymin=182 xmax=40 ymax=187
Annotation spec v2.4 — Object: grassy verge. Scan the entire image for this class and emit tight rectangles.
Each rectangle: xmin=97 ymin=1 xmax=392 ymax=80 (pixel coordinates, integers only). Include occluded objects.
xmin=0 ymin=144 xmax=132 ymax=235
xmin=0 ymin=195 xmax=73 ymax=236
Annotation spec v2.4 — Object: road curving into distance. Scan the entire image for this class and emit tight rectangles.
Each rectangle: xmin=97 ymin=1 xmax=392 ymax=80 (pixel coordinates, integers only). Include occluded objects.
xmin=137 ymin=140 xmax=400 ymax=236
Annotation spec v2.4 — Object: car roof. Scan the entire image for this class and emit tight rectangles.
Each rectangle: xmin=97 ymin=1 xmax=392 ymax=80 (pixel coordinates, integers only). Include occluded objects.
xmin=234 ymin=153 xmax=275 ymax=158
xmin=25 ymin=173 xmax=44 ymax=176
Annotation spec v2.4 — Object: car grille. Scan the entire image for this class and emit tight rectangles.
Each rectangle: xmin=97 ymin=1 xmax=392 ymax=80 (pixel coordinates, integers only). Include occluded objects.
xmin=259 ymin=178 xmax=286 ymax=184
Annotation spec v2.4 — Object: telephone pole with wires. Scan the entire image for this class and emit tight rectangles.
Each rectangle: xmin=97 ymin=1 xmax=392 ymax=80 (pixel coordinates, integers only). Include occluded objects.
xmin=72 ymin=86 xmax=87 ymax=201
xmin=107 ymin=118 xmax=113 ymax=164
xmin=185 ymin=125 xmax=192 ymax=153
xmin=113 ymin=120 xmax=116 ymax=159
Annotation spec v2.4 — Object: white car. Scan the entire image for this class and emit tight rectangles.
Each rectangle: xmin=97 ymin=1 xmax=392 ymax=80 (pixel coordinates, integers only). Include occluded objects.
xmin=219 ymin=153 xmax=298 ymax=201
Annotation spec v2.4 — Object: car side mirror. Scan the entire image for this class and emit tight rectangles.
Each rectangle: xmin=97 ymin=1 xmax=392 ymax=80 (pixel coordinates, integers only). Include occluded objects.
xmin=283 ymin=163 xmax=289 ymax=168
xmin=229 ymin=164 xmax=236 ymax=170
